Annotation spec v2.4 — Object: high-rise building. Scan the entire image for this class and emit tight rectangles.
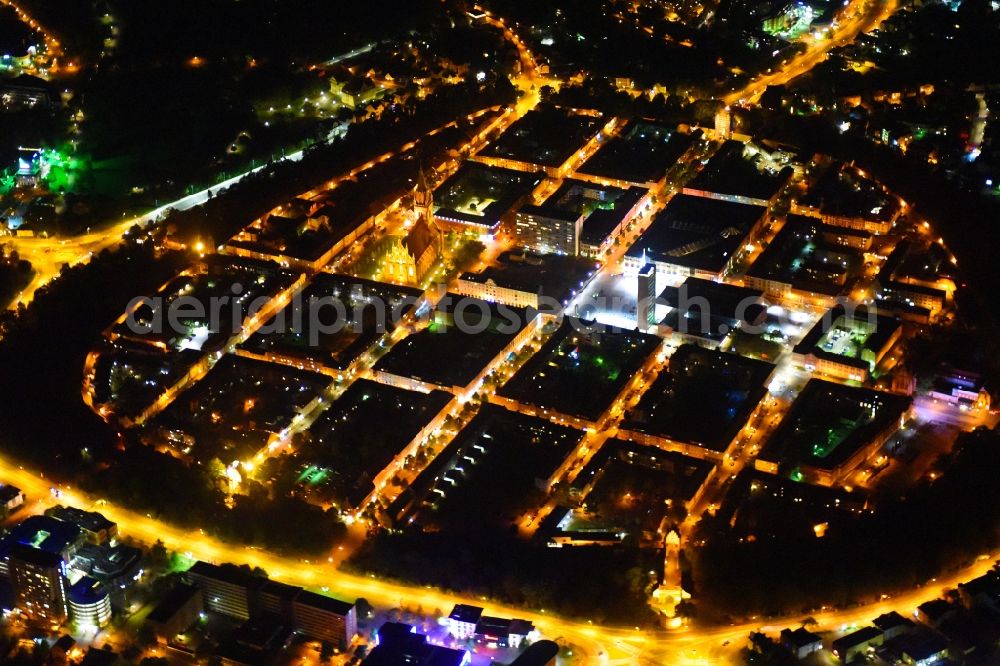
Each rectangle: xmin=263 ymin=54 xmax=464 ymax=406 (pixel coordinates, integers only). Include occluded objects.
xmin=637 ymin=262 xmax=657 ymax=328
xmin=9 ymin=544 xmax=69 ymax=624
xmin=515 ymin=205 xmax=585 ymax=255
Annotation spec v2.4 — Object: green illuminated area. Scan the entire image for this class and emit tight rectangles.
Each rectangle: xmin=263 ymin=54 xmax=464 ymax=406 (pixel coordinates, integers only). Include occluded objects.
xmin=794 ymin=305 xmax=903 ymax=379
xmin=815 ymin=316 xmax=878 ymax=368
xmin=810 ymin=423 xmax=856 ymax=459
xmin=285 ymin=378 xmax=454 ymax=510
xmin=296 ymin=464 xmax=330 ymax=486
xmin=9 ymin=147 xmax=95 ymax=195
xmin=760 ymin=379 xmax=911 ymax=474
xmin=0 ymin=168 xmax=15 ymax=196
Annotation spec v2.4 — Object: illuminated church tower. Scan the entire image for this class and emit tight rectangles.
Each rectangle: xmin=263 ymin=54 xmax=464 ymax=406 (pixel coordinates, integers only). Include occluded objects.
xmin=383 ymin=165 xmax=442 ymax=285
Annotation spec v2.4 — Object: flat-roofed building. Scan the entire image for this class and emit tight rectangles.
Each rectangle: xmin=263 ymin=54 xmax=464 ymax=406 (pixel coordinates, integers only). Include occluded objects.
xmin=67 ymin=577 xmax=112 ymax=629
xmin=455 ymin=250 xmax=599 ymax=311
xmin=183 ymin=561 xmax=258 ymax=621
xmin=184 ymin=562 xmax=357 ymax=645
xmin=10 ymin=545 xmax=69 ymax=623
xmin=515 ymin=205 xmax=585 ymax=255
xmin=831 ymin=626 xmax=884 ymax=662
xmin=44 ymin=506 xmax=117 ymax=545
xmin=146 ymin=583 xmax=203 ymax=642
xmin=683 ymin=140 xmax=793 ymax=207
xmin=792 ymin=304 xmax=903 ymax=383
xmin=293 ymin=591 xmax=357 ymax=647
xmin=625 ymin=195 xmax=769 ymax=280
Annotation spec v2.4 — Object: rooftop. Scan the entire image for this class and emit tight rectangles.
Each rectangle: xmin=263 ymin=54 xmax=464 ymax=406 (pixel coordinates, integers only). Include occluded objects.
xmin=686 ymin=140 xmax=793 ymax=203
xmin=147 ymin=583 xmax=202 ymax=624
xmin=154 ymin=355 xmax=331 ymax=461
xmin=432 ymin=162 xmax=541 ymax=230
xmin=781 ymin=627 xmax=822 ymax=649
xmin=459 ymin=250 xmax=599 ymax=309
xmin=832 ymin=625 xmax=883 ymax=651
xmin=365 ymin=622 xmax=468 ymax=666
xmin=374 ymin=297 xmax=532 ymax=389
xmin=296 ymin=379 xmax=453 ymax=508
xmin=498 ymin=317 xmax=662 ymax=422
xmin=110 ymin=256 xmax=297 ymax=354
xmin=746 ymin=215 xmax=863 ymax=296
xmin=410 ymin=404 xmax=585 ymax=530
xmin=294 ymin=589 xmax=354 ymax=616
xmin=448 ymin=604 xmax=483 ymax=624
xmin=873 ymin=611 xmax=915 ymax=632
xmin=622 ymin=345 xmax=773 ymax=452
xmin=657 ymin=277 xmax=766 ymax=341
xmin=793 ymin=304 xmax=902 ymax=374
xmin=578 ymin=121 xmax=698 ymax=185
xmin=801 ymin=161 xmax=899 ymax=223
xmin=579 ymin=187 xmax=648 ymax=248
xmin=0 ymin=484 xmax=22 ymax=504
xmin=479 ymin=106 xmax=605 ymax=169
xmin=240 ymin=273 xmax=423 ymax=371
xmin=625 ymin=194 xmax=767 ymax=274
xmin=44 ymin=505 xmax=115 ymax=537
xmin=759 ymin=379 xmax=911 ymax=472
xmin=0 ymin=514 xmax=81 ymax=559
xmin=573 ymin=438 xmax=714 ymax=536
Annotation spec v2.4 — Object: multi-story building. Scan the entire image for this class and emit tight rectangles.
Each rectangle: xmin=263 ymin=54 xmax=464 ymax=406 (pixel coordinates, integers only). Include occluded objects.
xmin=146 ymin=583 xmax=203 ymax=642
xmin=183 ymin=562 xmax=357 ymax=646
xmin=67 ymin=577 xmax=113 ymax=629
xmin=448 ymin=604 xmax=483 ymax=640
xmin=184 ymin=561 xmax=257 ymax=621
xmin=9 ymin=545 xmax=69 ymax=624
xmin=44 ymin=506 xmax=117 ymax=545
xmin=446 ymin=605 xmax=535 ymax=648
xmin=292 ymin=591 xmax=357 ymax=647
xmin=637 ymin=263 xmax=657 ymax=329
xmin=0 ymin=484 xmax=25 ymax=518
xmin=515 ymin=205 xmax=585 ymax=255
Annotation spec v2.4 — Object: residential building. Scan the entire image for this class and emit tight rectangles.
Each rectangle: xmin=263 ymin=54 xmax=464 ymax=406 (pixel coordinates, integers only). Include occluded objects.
xmin=184 ymin=561 xmax=258 ymax=621
xmin=873 ymin=611 xmax=916 ymax=640
xmin=831 ymin=626 xmax=884 ymax=662
xmin=67 ymin=577 xmax=113 ymax=629
xmin=183 ymin=562 xmax=357 ymax=646
xmin=0 ymin=484 xmax=25 ymax=518
xmin=445 ymin=604 xmax=534 ymax=648
xmin=9 ymin=544 xmax=69 ymax=624
xmin=916 ymin=599 xmax=959 ymax=629
xmin=292 ymin=590 xmax=357 ymax=647
xmin=515 ymin=205 xmax=584 ymax=255
xmin=448 ymin=604 xmax=483 ymax=640
xmin=780 ymin=627 xmax=823 ymax=659
xmin=44 ymin=506 xmax=117 ymax=545
xmin=146 ymin=583 xmax=203 ymax=642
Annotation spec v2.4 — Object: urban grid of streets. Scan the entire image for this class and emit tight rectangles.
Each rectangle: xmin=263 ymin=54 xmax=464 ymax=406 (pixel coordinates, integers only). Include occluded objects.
xmin=7 ymin=0 xmax=1000 ymax=664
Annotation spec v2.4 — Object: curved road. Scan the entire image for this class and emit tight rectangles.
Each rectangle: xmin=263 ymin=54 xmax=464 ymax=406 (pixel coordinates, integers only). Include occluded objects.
xmin=724 ymin=0 xmax=899 ymax=105
xmin=0 ymin=3 xmax=940 ymax=663
xmin=0 ymin=455 xmax=997 ymax=665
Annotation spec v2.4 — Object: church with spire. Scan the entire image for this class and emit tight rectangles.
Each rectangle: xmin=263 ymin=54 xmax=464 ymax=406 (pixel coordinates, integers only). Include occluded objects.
xmin=383 ymin=165 xmax=443 ymax=285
